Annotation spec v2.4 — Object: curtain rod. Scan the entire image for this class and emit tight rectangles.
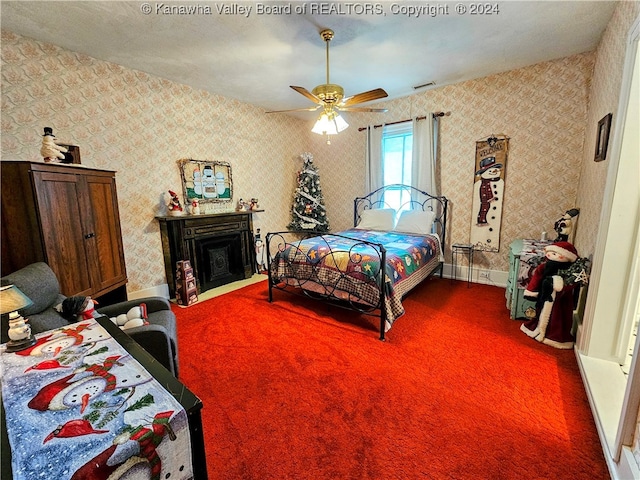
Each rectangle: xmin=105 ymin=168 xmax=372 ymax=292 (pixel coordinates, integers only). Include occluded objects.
xmin=357 ymin=112 xmax=450 ymax=132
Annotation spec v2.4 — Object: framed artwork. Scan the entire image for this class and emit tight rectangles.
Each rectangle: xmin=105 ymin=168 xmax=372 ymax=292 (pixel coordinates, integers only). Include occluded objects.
xmin=594 ymin=113 xmax=612 ymax=162
xmin=179 ymin=159 xmax=233 ymax=203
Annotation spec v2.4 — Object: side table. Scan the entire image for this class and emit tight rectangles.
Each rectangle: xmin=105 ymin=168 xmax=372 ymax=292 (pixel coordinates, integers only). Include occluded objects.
xmin=452 ymin=243 xmax=474 ymax=287
xmin=505 ymin=239 xmax=550 ymax=319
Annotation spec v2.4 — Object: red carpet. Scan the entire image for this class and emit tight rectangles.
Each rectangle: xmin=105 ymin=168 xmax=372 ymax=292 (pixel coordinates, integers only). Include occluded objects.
xmin=173 ymin=278 xmax=608 ymax=479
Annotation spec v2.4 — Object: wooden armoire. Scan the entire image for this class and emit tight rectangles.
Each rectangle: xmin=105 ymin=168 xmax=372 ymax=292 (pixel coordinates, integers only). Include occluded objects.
xmin=1 ymin=161 xmax=128 ymax=302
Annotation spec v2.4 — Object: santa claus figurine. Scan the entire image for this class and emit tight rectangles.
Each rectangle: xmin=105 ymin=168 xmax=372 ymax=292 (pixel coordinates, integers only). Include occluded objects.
xmin=520 ymin=241 xmax=579 ymax=349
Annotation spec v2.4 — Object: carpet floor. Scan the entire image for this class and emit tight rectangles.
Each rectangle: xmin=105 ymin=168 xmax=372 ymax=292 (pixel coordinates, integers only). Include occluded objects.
xmin=173 ymin=278 xmax=609 ymax=479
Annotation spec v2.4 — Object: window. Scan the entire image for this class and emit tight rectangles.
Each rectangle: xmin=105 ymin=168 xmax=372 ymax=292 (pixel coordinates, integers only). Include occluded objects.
xmin=382 ymin=122 xmax=412 ymax=211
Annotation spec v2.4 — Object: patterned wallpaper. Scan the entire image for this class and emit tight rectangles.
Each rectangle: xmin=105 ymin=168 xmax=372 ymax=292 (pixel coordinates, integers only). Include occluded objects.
xmin=583 ymin=0 xmax=640 ymax=469
xmin=575 ymin=0 xmax=640 ymax=256
xmin=314 ymin=52 xmax=595 ymax=273
xmin=0 ymin=28 xmax=597 ymax=292
xmin=1 ymin=30 xmax=308 ymax=293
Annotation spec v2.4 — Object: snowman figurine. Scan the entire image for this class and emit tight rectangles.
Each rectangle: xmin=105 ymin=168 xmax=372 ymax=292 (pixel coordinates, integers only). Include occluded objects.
xmin=189 ymin=198 xmax=201 ymax=215
xmin=58 ymin=296 xmax=98 ymax=322
xmin=110 ymin=304 xmax=148 ymax=330
xmin=40 ymin=127 xmax=68 ymax=163
xmin=8 ymin=312 xmax=32 ymax=341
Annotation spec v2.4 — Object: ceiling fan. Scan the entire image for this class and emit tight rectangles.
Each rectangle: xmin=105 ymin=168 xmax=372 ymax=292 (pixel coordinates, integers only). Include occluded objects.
xmin=267 ymin=29 xmax=389 ymax=121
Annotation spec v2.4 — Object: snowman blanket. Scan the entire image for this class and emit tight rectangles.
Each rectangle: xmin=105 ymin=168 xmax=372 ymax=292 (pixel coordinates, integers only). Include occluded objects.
xmin=0 ymin=318 xmax=194 ymax=480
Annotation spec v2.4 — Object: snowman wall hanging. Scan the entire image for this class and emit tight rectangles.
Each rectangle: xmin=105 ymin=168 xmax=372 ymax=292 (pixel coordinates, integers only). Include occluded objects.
xmin=470 ymin=134 xmax=510 ymax=252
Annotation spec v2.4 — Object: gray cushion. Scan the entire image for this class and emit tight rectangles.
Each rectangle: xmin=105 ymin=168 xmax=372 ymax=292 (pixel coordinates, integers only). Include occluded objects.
xmin=1 ymin=262 xmax=61 ymax=316
xmin=1 ymin=262 xmax=180 ymax=377
xmin=21 ymin=297 xmax=68 ymax=335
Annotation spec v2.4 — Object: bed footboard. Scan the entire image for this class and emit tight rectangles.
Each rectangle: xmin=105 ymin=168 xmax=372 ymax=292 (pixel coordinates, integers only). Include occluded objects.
xmin=266 ymin=185 xmax=448 ymax=341
xmin=266 ymin=231 xmax=389 ymax=340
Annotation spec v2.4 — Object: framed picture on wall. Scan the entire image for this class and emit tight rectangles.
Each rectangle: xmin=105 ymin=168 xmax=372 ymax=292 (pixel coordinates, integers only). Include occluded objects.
xmin=179 ymin=158 xmax=233 ymax=203
xmin=594 ymin=113 xmax=612 ymax=162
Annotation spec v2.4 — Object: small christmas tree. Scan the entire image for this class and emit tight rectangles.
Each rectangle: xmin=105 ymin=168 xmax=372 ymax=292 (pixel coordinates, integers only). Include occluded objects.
xmin=287 ymin=152 xmax=330 ymax=232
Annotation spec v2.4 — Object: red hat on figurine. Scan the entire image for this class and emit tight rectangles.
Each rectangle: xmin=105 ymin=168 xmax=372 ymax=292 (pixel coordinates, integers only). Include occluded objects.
xmin=545 ymin=241 xmax=578 ymax=262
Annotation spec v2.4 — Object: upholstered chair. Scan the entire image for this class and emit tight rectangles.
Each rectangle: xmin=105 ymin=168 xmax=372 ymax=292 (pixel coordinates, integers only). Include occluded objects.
xmin=1 ymin=262 xmax=180 ymax=377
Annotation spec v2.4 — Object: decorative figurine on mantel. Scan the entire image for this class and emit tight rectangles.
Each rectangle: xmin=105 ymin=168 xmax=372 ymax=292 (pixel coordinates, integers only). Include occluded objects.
xmin=237 ymin=198 xmax=250 ymax=211
xmin=167 ymin=190 xmax=184 ymax=216
xmin=40 ymin=127 xmax=68 ymax=163
xmin=189 ymin=198 xmax=201 ymax=215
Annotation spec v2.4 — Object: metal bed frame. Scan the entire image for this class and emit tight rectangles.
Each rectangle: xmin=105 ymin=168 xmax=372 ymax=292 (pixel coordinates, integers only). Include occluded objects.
xmin=266 ymin=184 xmax=448 ymax=340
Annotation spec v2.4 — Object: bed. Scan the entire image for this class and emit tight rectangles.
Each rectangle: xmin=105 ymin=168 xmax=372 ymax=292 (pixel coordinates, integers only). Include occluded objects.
xmin=266 ymin=184 xmax=448 ymax=340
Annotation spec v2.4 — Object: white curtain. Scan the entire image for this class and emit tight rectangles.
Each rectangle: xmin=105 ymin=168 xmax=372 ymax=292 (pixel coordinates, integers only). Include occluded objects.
xmin=365 ymin=125 xmax=383 ymax=194
xmin=411 ymin=115 xmax=437 ymax=196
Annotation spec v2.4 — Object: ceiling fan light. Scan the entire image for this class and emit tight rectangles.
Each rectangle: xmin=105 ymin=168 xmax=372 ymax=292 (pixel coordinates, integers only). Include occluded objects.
xmin=334 ymin=113 xmax=349 ymax=132
xmin=312 ymin=112 xmax=348 ymax=135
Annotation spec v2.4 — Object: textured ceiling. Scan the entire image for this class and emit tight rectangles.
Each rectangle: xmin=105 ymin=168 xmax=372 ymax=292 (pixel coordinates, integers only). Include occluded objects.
xmin=1 ymin=1 xmax=617 ymax=118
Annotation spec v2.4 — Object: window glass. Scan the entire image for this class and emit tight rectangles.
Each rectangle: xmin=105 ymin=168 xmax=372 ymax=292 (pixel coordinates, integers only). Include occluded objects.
xmin=382 ymin=123 xmax=412 ymax=211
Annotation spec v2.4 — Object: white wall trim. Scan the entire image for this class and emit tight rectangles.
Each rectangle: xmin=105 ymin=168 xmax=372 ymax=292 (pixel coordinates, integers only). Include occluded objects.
xmin=442 ymin=263 xmax=508 ymax=288
xmin=578 ymin=13 xmax=640 ymax=361
xmin=130 ymin=266 xmax=509 ymax=302
xmin=576 ymin=350 xmax=640 ymax=480
xmin=127 ymin=283 xmax=170 ymax=301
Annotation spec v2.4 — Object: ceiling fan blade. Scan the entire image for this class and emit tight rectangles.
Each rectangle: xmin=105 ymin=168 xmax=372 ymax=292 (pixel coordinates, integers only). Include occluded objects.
xmin=340 ymin=88 xmax=388 ymax=107
xmin=338 ymin=106 xmax=388 ymax=113
xmin=266 ymin=105 xmax=321 ymax=113
xmin=290 ymin=86 xmax=322 ymax=104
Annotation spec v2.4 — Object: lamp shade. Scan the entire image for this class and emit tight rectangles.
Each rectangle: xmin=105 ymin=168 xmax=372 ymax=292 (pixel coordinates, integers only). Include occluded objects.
xmin=312 ymin=111 xmax=349 ymax=135
xmin=0 ymin=285 xmax=33 ymax=315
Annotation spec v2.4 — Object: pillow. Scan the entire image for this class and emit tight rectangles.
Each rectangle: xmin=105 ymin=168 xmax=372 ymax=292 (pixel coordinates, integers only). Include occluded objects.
xmin=394 ymin=210 xmax=436 ymax=235
xmin=357 ymin=208 xmax=396 ymax=231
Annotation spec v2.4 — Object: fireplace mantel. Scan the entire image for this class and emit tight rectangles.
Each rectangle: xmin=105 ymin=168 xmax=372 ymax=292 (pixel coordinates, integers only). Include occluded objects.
xmin=156 ymin=211 xmax=262 ymax=297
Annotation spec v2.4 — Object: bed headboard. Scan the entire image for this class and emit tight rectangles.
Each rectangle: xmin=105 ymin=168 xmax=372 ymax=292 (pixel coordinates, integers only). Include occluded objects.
xmin=354 ymin=184 xmax=448 ymax=248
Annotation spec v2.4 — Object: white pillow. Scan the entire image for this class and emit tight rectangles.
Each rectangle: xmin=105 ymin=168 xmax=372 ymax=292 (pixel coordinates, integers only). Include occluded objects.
xmin=357 ymin=208 xmax=396 ymax=231
xmin=394 ymin=210 xmax=435 ymax=235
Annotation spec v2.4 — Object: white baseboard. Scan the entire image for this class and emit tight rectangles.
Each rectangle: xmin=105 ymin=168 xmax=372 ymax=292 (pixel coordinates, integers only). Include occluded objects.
xmin=575 ymin=351 xmax=634 ymax=479
xmin=442 ymin=263 xmax=508 ymax=288
xmin=130 ymin=267 xmax=507 ymax=301
xmin=127 ymin=283 xmax=170 ymax=301
xmin=617 ymin=447 xmax=640 ymax=480
xmin=126 ymin=274 xmax=267 ymax=303
xmin=127 ymin=263 xmax=509 ymax=300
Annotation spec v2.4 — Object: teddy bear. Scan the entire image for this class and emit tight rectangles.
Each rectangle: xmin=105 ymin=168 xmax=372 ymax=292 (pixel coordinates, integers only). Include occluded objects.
xmin=109 ymin=304 xmax=149 ymax=330
xmin=520 ymin=241 xmax=579 ymax=349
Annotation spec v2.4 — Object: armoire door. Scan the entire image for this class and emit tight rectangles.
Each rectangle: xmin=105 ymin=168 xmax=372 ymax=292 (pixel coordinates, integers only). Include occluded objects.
xmin=83 ymin=174 xmax=127 ymax=296
xmin=31 ymin=170 xmax=94 ymax=296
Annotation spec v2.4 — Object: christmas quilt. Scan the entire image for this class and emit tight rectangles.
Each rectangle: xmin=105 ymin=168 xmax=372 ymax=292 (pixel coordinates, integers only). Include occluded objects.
xmin=0 ymin=318 xmax=193 ymax=480
xmin=271 ymin=228 xmax=441 ymax=330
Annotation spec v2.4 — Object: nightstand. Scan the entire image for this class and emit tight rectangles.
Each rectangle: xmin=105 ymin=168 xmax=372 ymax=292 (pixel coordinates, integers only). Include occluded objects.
xmin=505 ymin=239 xmax=551 ymax=319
